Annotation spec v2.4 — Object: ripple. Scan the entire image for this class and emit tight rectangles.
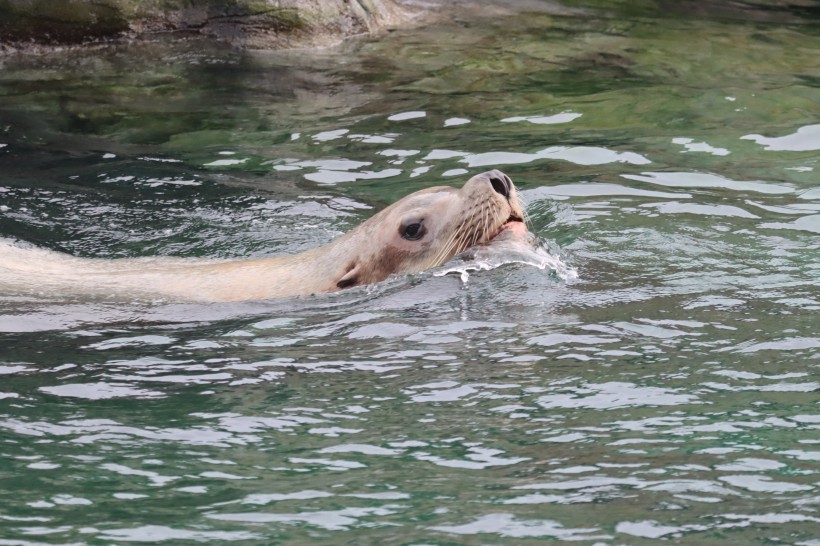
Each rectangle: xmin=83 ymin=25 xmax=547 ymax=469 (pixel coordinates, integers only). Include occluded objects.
xmin=348 ymin=322 xmax=419 ymax=339
xmin=741 ymin=124 xmax=820 ymax=151
xmin=430 ymin=513 xmax=610 ymax=540
xmin=722 ymin=337 xmax=820 ymax=353
xmin=444 ymin=117 xmax=470 ymax=126
xmin=715 ymin=458 xmax=785 ymax=471
xmin=241 ymin=490 xmax=333 ymax=504
xmin=99 ymin=526 xmax=260 ymax=542
xmin=704 ymin=381 xmax=819 ymax=393
xmin=616 ymin=520 xmax=694 ymax=539
xmin=406 ymin=382 xmax=477 ymax=402
xmin=463 ymin=146 xmax=650 ymax=167
xmin=137 ymin=156 xmax=182 ymax=164
xmin=672 ymin=137 xmax=730 ymax=156
xmin=536 ymin=382 xmax=699 ymax=410
xmin=524 ymin=183 xmax=688 ymax=199
xmin=207 ymin=506 xmax=400 ymax=530
xmin=719 ymin=475 xmax=813 ymax=493
xmin=621 ymin=319 xmax=706 ymax=334
xmin=501 ymin=112 xmax=583 ymax=125
xmin=318 ymin=444 xmax=402 ymax=456
xmin=622 ymin=172 xmax=793 ymax=194
xmin=377 ymin=148 xmax=420 ymax=158
xmin=528 ymin=333 xmax=618 ymax=347
xmin=722 ymin=513 xmax=820 ymax=525
xmin=347 ymin=132 xmax=399 ymax=143
xmin=641 ymin=201 xmax=760 ymax=218
xmin=414 ymin=446 xmax=529 ymax=469
xmin=423 ymin=149 xmax=466 ymax=160
xmin=102 ymin=463 xmax=179 ymax=486
xmin=515 ymin=476 xmax=644 ymax=491
xmin=761 ymin=214 xmax=820 ymax=234
xmin=303 ymin=168 xmax=402 ymax=184
xmin=779 ymin=450 xmax=820 ymax=462
xmin=388 ymin=111 xmax=426 ymax=121
xmin=84 ymin=335 xmax=175 ymax=350
xmin=0 ymin=417 xmax=254 ymax=447
xmin=203 ymin=158 xmax=248 ymax=167
xmin=536 ymin=146 xmax=651 ymax=166
xmin=286 ymin=158 xmax=369 ymax=171
xmin=39 ymin=383 xmax=164 ymax=400
xmin=311 ymin=128 xmax=349 ymax=141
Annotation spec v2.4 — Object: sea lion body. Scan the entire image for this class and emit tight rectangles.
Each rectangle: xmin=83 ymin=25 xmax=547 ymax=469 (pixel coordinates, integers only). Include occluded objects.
xmin=0 ymin=170 xmax=524 ymax=302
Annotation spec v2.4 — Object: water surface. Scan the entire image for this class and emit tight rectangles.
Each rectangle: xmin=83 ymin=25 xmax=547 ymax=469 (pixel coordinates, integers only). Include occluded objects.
xmin=0 ymin=1 xmax=818 ymax=544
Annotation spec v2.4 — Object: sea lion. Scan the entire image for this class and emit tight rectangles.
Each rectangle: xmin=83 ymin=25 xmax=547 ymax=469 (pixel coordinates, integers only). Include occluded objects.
xmin=0 ymin=169 xmax=525 ymax=302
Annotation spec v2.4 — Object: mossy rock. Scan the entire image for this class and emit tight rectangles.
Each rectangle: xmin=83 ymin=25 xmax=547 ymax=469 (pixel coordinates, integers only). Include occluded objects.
xmin=0 ymin=0 xmax=412 ymax=49
xmin=0 ymin=0 xmax=129 ymax=44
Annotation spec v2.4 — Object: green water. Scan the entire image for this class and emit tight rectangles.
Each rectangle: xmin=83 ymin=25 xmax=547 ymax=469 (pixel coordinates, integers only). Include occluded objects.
xmin=1 ymin=1 xmax=819 ymax=544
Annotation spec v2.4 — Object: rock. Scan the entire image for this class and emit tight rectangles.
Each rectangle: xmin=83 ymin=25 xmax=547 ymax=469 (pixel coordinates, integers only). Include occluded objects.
xmin=0 ymin=0 xmax=416 ymax=51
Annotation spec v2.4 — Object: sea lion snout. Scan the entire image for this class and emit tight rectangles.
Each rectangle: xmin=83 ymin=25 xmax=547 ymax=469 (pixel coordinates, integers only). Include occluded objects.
xmin=486 ymin=169 xmax=514 ymax=199
xmin=468 ymin=170 xmax=523 ymax=222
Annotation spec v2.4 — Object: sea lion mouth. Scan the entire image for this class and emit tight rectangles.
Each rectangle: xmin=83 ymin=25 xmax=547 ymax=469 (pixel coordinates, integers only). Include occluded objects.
xmin=491 ymin=214 xmax=526 ymax=240
xmin=504 ymin=213 xmax=525 ymax=228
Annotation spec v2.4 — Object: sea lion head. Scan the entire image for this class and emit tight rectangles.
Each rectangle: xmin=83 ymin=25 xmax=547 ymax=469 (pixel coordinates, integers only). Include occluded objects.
xmin=334 ymin=169 xmax=525 ymax=289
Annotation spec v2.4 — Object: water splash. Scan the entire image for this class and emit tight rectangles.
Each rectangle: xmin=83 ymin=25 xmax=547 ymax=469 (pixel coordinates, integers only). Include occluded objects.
xmin=436 ymin=228 xmax=578 ymax=284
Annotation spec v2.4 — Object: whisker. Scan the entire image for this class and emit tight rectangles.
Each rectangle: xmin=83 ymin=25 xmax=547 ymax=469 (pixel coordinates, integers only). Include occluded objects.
xmin=464 ymin=205 xmax=481 ymax=250
xmin=453 ymin=211 xmax=474 ymax=254
xmin=517 ymin=194 xmax=530 ymax=224
xmin=428 ymin=216 xmax=465 ymax=268
xmin=424 ymin=186 xmax=530 ymax=272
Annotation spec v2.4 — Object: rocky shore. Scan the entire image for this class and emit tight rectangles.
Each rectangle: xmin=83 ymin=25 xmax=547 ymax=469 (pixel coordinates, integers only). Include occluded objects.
xmin=0 ymin=0 xmax=418 ymax=52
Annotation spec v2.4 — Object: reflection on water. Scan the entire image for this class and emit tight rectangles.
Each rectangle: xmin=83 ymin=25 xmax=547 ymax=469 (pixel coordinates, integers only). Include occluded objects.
xmin=742 ymin=124 xmax=820 ymax=151
xmin=1 ymin=0 xmax=819 ymax=544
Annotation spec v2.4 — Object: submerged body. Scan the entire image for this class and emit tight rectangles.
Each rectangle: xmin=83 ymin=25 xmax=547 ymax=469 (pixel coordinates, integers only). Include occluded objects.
xmin=0 ymin=170 xmax=525 ymax=302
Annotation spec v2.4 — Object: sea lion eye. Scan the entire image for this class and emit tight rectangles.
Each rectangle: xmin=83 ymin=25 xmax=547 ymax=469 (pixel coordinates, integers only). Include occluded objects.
xmin=400 ymin=220 xmax=426 ymax=241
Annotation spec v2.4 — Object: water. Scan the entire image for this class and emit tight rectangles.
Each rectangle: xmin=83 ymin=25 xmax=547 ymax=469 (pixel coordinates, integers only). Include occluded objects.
xmin=1 ymin=1 xmax=818 ymax=543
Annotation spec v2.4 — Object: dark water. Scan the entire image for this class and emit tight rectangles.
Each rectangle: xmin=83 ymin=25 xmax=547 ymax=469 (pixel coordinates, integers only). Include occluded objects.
xmin=1 ymin=1 xmax=819 ymax=544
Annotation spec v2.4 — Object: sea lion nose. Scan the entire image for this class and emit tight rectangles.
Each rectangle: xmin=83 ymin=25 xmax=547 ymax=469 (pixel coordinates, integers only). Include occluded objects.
xmin=488 ymin=170 xmax=513 ymax=199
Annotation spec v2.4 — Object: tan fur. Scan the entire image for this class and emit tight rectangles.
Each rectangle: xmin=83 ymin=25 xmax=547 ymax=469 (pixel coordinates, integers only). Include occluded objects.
xmin=0 ymin=170 xmax=524 ymax=302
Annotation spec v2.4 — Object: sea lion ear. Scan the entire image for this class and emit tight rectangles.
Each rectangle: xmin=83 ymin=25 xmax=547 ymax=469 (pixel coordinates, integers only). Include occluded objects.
xmin=336 ymin=264 xmax=360 ymax=289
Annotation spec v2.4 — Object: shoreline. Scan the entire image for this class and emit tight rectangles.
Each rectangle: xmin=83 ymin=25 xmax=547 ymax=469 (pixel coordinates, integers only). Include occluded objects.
xmin=0 ymin=0 xmax=425 ymax=56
